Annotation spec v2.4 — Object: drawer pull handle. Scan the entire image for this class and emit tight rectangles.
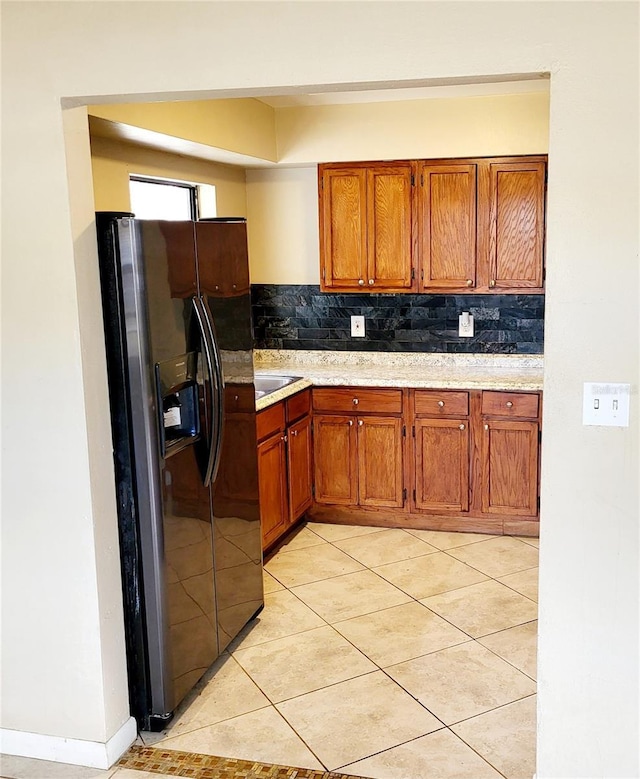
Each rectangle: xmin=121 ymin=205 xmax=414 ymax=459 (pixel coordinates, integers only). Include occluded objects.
xmin=459 ymin=424 xmax=465 ymax=430
xmin=353 ymin=398 xmax=359 ymax=405
xmin=358 ymin=279 xmax=365 ymax=286
xmin=438 ymin=400 xmax=445 ymax=407
xmin=506 ymin=401 xmax=513 ymax=408
xmin=358 ymin=420 xmax=363 ymax=427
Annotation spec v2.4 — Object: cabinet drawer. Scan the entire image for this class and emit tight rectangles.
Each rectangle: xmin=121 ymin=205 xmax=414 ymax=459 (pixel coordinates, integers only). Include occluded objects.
xmin=256 ymin=401 xmax=285 ymax=441
xmin=481 ymin=391 xmax=539 ymax=419
xmin=313 ymin=387 xmax=403 ymax=414
xmin=414 ymin=390 xmax=469 ymax=417
xmin=225 ymin=384 xmax=256 ymax=414
xmin=286 ymin=388 xmax=311 ymax=424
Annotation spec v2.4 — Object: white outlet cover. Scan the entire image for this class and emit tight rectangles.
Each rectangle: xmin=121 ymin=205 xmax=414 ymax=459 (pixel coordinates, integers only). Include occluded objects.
xmin=583 ymin=382 xmax=631 ymax=427
xmin=458 ymin=312 xmax=474 ymax=337
xmin=351 ymin=315 xmax=365 ymax=337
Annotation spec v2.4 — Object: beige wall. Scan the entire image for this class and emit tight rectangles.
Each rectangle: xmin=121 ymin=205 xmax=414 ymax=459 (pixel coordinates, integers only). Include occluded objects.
xmin=89 ymin=98 xmax=277 ymax=161
xmin=246 ymin=167 xmax=319 ymax=284
xmin=1 ymin=3 xmax=638 ymax=777
xmin=90 ymin=135 xmax=248 ymax=216
xmin=275 ymin=91 xmax=549 ymax=163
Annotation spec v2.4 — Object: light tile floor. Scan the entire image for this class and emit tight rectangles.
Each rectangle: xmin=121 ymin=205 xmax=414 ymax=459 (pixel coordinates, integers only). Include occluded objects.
xmin=1 ymin=522 xmax=539 ymax=779
xmin=148 ymin=521 xmax=539 ymax=778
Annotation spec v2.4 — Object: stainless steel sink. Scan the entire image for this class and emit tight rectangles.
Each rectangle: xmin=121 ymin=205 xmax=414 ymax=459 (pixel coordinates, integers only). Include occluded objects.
xmin=254 ymin=375 xmax=302 ymax=399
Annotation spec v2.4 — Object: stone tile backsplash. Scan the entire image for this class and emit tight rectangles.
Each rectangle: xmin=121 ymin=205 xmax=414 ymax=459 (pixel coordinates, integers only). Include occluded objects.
xmin=251 ymin=285 xmax=544 ymax=354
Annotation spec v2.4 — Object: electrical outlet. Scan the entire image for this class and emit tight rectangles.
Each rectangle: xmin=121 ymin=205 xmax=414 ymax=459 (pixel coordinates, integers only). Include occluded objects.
xmin=351 ymin=315 xmax=365 ymax=337
xmin=583 ymin=382 xmax=631 ymax=427
xmin=459 ymin=312 xmax=474 ymax=337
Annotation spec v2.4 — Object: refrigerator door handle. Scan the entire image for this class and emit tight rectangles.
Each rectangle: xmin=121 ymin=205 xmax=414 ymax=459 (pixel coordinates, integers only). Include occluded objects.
xmin=192 ymin=296 xmax=219 ymax=486
xmin=199 ymin=295 xmax=225 ymax=486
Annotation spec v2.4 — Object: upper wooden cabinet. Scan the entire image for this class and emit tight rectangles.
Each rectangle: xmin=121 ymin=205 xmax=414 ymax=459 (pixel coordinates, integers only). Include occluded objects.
xmin=419 ymin=163 xmax=477 ymax=291
xmin=319 ymin=163 xmax=413 ymax=291
xmin=318 ymin=156 xmax=546 ymax=294
xmin=488 ymin=161 xmax=546 ymax=290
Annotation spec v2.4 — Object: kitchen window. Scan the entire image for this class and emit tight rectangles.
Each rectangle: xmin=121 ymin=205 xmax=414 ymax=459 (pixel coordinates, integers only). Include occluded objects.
xmin=129 ymin=175 xmax=216 ymax=220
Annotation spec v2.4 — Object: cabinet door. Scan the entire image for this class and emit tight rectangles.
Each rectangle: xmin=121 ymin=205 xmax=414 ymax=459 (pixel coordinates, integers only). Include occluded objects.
xmin=419 ymin=163 xmax=477 ymax=290
xmin=313 ymin=414 xmax=358 ymax=505
xmin=482 ymin=420 xmax=539 ymax=516
xmin=357 ymin=416 xmax=404 ymax=508
xmin=196 ymin=221 xmax=250 ymax=297
xmin=257 ymin=430 xmax=289 ymax=548
xmin=415 ymin=418 xmax=469 ymax=512
xmin=287 ymin=415 xmax=313 ymax=522
xmin=320 ymin=167 xmax=367 ymax=289
xmin=489 ymin=161 xmax=545 ymax=290
xmin=366 ymin=165 xmax=413 ymax=290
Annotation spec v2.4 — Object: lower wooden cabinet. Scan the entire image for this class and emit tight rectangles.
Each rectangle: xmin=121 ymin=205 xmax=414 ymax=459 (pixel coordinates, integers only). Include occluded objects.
xmin=257 ymin=430 xmax=288 ymax=549
xmin=287 ymin=415 xmax=313 ymax=521
xmin=481 ymin=419 xmax=539 ymax=516
xmin=414 ymin=417 xmax=469 ymax=512
xmin=313 ymin=415 xmax=357 ymax=505
xmin=357 ymin=416 xmax=404 ymax=508
xmin=257 ymin=389 xmax=313 ymax=551
xmin=313 ymin=388 xmax=405 ymax=510
xmin=309 ymin=386 xmax=541 ymax=536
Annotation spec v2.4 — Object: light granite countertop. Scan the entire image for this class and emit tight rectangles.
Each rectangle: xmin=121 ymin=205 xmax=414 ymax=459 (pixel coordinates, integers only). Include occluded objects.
xmin=253 ymin=350 xmax=544 ymax=411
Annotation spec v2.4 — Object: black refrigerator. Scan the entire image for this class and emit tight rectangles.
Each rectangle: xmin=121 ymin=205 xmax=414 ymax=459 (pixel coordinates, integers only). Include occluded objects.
xmin=95 ymin=213 xmax=263 ymax=731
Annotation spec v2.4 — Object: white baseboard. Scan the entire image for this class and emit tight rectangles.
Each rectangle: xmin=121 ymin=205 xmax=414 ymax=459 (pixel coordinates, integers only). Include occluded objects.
xmin=0 ymin=716 xmax=137 ymax=769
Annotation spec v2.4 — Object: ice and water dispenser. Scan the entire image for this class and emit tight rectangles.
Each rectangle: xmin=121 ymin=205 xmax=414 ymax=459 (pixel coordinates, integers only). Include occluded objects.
xmin=155 ymin=352 xmax=200 ymax=455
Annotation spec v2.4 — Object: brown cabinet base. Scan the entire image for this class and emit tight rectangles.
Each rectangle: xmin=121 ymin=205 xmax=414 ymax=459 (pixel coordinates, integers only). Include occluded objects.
xmin=307 ymin=504 xmax=539 ymax=538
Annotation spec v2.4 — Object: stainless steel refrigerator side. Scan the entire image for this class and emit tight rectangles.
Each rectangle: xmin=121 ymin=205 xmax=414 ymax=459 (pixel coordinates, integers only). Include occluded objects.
xmin=117 ymin=219 xmax=174 ymax=718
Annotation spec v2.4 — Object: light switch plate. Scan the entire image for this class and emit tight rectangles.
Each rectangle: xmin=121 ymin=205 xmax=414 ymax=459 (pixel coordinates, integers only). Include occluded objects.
xmin=351 ymin=315 xmax=365 ymax=337
xmin=583 ymin=382 xmax=631 ymax=427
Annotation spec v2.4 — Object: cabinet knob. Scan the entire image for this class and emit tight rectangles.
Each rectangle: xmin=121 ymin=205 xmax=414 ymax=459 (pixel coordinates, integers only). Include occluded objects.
xmin=292 ymin=429 xmax=298 ymax=437
xmin=368 ymin=279 xmax=374 ymax=286
xmin=215 ymin=285 xmax=220 ymax=291
xmin=459 ymin=423 xmax=465 ymax=430
xmin=232 ymin=284 xmax=237 ymax=290
xmin=281 ymin=434 xmax=287 ymax=442
xmin=466 ymin=279 xmax=473 ymax=287
xmin=234 ymin=394 xmax=239 ymax=402
xmin=348 ymin=420 xmax=353 ymax=426
xmin=353 ymin=398 xmax=359 ymax=405
xmin=358 ymin=279 xmax=365 ymax=286
xmin=484 ymin=424 xmax=489 ymax=430
xmin=358 ymin=420 xmax=364 ymax=426
xmin=438 ymin=400 xmax=445 ymax=407
xmin=506 ymin=401 xmax=513 ymax=408
xmin=489 ymin=280 xmax=496 ymax=288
